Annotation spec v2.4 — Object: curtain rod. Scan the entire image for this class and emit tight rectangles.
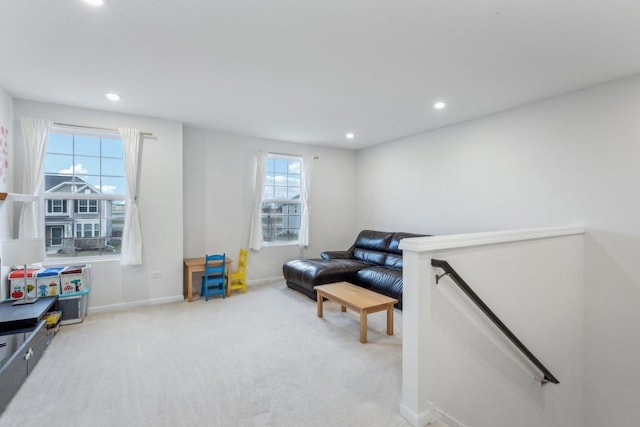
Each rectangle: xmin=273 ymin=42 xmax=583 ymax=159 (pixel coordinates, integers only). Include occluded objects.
xmin=268 ymin=151 xmax=319 ymax=160
xmin=53 ymin=122 xmax=154 ymax=137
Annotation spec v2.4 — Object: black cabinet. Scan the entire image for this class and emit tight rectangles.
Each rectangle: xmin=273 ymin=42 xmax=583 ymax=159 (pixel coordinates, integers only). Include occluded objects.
xmin=0 ymin=321 xmax=48 ymax=411
xmin=0 ymin=297 xmax=56 ymax=413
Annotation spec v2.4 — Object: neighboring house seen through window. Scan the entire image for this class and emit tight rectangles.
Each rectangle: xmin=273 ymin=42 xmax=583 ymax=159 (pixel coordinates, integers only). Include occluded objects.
xmin=44 ymin=129 xmax=127 ymax=259
xmin=261 ymin=154 xmax=302 ymax=244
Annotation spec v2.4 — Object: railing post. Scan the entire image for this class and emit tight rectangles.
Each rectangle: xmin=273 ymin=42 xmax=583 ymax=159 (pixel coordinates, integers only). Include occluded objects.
xmin=400 ymin=248 xmax=437 ymax=426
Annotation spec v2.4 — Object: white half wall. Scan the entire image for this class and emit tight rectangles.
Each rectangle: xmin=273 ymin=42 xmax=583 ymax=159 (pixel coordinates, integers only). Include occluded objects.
xmin=12 ymin=100 xmax=184 ymax=309
xmin=401 ymin=228 xmax=584 ymax=427
xmin=183 ymin=127 xmax=358 ymax=282
xmin=357 ymin=75 xmax=640 ymax=426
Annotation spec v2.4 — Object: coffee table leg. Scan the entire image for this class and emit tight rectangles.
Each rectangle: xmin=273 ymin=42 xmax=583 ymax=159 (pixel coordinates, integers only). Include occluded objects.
xmin=387 ymin=304 xmax=394 ymax=335
xmin=341 ymin=305 xmax=346 ymax=312
xmin=317 ymin=293 xmax=323 ymax=318
xmin=360 ymin=311 xmax=367 ymax=343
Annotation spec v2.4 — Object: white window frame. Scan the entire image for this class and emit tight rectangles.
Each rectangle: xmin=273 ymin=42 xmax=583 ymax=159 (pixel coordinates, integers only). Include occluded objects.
xmin=261 ymin=153 xmax=303 ymax=246
xmin=43 ymin=127 xmax=127 ymax=260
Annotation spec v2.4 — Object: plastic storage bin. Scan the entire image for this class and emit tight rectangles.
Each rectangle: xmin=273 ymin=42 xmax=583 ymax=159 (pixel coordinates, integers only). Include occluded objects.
xmin=60 ymin=264 xmax=91 ymax=294
xmin=35 ymin=267 xmax=63 ymax=297
xmin=58 ymin=287 xmax=90 ymax=325
xmin=8 ymin=269 xmax=40 ymax=300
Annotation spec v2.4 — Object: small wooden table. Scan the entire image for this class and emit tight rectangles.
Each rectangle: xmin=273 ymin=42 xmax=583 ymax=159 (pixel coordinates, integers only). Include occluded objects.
xmin=314 ymin=282 xmax=398 ymax=343
xmin=183 ymin=257 xmax=234 ymax=302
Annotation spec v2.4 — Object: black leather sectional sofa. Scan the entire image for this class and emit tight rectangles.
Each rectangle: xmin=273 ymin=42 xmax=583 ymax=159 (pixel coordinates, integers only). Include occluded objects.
xmin=282 ymin=230 xmax=426 ymax=309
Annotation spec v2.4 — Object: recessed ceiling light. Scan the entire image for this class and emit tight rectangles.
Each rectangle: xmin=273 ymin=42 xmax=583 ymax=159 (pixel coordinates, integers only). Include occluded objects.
xmin=83 ymin=0 xmax=105 ymax=6
xmin=434 ymin=101 xmax=446 ymax=110
xmin=346 ymin=132 xmax=355 ymax=140
xmin=105 ymin=92 xmax=121 ymax=102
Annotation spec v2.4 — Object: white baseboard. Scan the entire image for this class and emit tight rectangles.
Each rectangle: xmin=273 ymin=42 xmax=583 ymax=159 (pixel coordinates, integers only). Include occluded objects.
xmin=89 ymin=295 xmax=184 ymax=314
xmin=400 ymin=402 xmax=467 ymax=427
xmin=400 ymin=403 xmax=436 ymax=427
xmin=434 ymin=405 xmax=466 ymax=427
xmin=247 ymin=276 xmax=283 ymax=286
xmin=88 ymin=278 xmax=284 ymax=314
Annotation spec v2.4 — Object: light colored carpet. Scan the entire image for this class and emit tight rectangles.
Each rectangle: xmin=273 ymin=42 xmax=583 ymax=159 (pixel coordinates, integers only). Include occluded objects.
xmin=0 ymin=281 xmax=412 ymax=427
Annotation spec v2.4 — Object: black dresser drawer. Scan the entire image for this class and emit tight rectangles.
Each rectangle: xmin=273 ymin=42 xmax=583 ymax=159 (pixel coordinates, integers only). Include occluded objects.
xmin=0 ymin=321 xmax=48 ymax=413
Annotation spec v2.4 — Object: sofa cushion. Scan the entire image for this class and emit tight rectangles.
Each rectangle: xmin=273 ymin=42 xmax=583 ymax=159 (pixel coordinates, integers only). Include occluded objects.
xmin=357 ymin=266 xmax=403 ymax=302
xmin=352 ymin=230 xmax=394 ymax=265
xmin=384 ymin=253 xmax=403 ymax=268
xmin=354 ymin=230 xmax=394 ymax=251
xmin=283 ymin=258 xmax=367 ymax=289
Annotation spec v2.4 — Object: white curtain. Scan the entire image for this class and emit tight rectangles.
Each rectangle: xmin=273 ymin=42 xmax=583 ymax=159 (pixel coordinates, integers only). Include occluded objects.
xmin=249 ymin=151 xmax=267 ymax=251
xmin=19 ymin=117 xmax=52 ymax=239
xmin=298 ymin=155 xmax=313 ymax=248
xmin=119 ymin=128 xmax=143 ymax=265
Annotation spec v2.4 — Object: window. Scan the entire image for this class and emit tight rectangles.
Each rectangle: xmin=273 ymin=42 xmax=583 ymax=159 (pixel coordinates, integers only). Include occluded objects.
xmin=77 ymin=199 xmax=98 ymax=213
xmin=261 ymin=154 xmax=302 ymax=244
xmin=46 ymin=199 xmax=67 ymax=215
xmin=43 ymin=129 xmax=126 ymax=258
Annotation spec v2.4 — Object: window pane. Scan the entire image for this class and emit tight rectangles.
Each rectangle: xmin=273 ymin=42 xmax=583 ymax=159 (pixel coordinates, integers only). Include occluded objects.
xmin=274 ymin=159 xmax=288 ymax=174
xmin=288 ymin=187 xmax=300 ymax=199
xmin=47 ymin=134 xmax=72 ymax=154
xmin=78 ymin=175 xmax=101 ymax=192
xmin=274 ymin=186 xmax=287 ymax=199
xmin=266 ymin=158 xmax=275 ymax=173
xmin=102 ymin=157 xmax=125 ymax=177
xmin=287 ymin=174 xmax=300 ymax=186
xmin=45 ymin=154 xmax=73 ymax=174
xmin=101 ymin=176 xmax=126 ymax=195
xmin=102 ymin=138 xmax=123 ymax=158
xmin=288 ymin=160 xmax=300 ymax=174
xmin=73 ymin=156 xmax=100 ymax=176
xmin=74 ymin=135 xmax=100 ymax=156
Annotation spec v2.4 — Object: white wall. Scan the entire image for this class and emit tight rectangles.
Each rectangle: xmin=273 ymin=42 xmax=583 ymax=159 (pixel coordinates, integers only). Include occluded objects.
xmin=357 ymin=76 xmax=640 ymax=426
xmin=183 ymin=127 xmax=358 ymax=282
xmin=12 ymin=100 xmax=184 ymax=310
xmin=0 ymin=87 xmax=14 ymax=301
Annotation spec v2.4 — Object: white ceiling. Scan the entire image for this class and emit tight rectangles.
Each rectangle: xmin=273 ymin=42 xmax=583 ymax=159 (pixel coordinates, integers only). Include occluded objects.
xmin=2 ymin=0 xmax=640 ymax=149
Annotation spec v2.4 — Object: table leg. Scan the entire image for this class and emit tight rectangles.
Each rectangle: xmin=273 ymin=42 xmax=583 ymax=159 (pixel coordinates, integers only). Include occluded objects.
xmin=386 ymin=305 xmax=394 ymax=335
xmin=183 ymin=265 xmax=187 ymax=300
xmin=360 ymin=310 xmax=367 ymax=343
xmin=187 ymin=267 xmax=193 ymax=302
xmin=317 ymin=293 xmax=323 ymax=318
xmin=341 ymin=305 xmax=346 ymax=312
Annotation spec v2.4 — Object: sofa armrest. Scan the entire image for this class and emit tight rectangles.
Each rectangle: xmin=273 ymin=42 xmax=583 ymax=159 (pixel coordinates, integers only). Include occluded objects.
xmin=321 ymin=250 xmax=352 ymax=260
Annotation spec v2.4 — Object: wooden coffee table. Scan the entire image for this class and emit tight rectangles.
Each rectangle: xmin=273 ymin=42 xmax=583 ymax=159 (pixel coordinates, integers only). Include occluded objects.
xmin=314 ymin=281 xmax=398 ymax=343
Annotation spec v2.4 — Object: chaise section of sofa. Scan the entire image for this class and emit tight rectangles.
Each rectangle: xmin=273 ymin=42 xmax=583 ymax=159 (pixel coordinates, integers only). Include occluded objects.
xmin=282 ymin=230 xmax=426 ymax=309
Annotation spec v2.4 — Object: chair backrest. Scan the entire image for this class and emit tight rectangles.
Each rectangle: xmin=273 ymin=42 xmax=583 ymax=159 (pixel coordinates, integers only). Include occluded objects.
xmin=205 ymin=253 xmax=225 ymax=281
xmin=237 ymin=249 xmax=248 ymax=274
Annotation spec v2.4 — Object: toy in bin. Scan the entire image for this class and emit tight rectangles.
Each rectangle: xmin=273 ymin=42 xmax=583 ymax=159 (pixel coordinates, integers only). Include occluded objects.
xmin=60 ymin=264 xmax=91 ymax=294
xmin=8 ymin=269 xmax=40 ymax=300
xmin=35 ymin=267 xmax=63 ymax=297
